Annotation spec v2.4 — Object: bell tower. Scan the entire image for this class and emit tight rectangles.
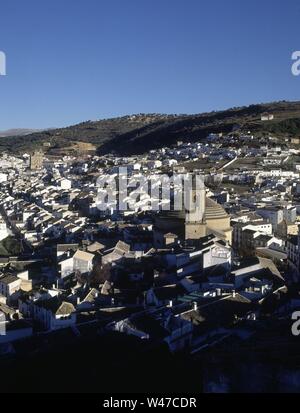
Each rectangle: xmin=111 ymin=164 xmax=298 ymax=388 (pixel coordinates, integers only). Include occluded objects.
xmin=184 ymin=175 xmax=206 ymax=240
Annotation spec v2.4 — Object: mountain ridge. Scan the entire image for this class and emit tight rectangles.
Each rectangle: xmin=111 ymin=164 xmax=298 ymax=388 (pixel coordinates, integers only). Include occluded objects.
xmin=0 ymin=128 xmax=44 ymax=138
xmin=1 ymin=101 xmax=300 ymax=156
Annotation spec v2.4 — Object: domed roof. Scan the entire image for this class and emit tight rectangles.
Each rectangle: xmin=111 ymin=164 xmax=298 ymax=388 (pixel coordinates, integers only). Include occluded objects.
xmin=156 ymin=197 xmax=228 ymax=223
xmin=205 ymin=197 xmax=229 ymax=220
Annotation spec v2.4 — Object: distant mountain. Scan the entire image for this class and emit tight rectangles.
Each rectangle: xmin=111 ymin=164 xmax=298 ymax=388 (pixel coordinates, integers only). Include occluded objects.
xmin=1 ymin=101 xmax=300 ymax=156
xmin=0 ymin=128 xmax=43 ymax=137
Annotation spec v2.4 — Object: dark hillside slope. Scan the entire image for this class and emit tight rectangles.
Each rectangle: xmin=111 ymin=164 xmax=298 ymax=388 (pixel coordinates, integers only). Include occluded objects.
xmin=2 ymin=101 xmax=300 ymax=156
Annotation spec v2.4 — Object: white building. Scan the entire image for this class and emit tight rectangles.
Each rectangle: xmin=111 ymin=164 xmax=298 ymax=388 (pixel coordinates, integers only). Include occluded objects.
xmin=31 ymin=298 xmax=76 ymax=331
xmin=59 ymin=178 xmax=72 ymax=190
xmin=0 ymin=220 xmax=10 ymax=241
xmin=73 ymin=250 xmax=94 ymax=274
xmin=261 ymin=114 xmax=274 ymax=121
xmin=256 ymin=207 xmax=283 ymax=230
xmin=0 ymin=173 xmax=8 ymax=183
xmin=0 ymin=275 xmax=22 ymax=301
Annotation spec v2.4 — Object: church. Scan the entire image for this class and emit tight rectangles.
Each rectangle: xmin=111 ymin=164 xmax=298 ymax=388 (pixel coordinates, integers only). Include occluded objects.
xmin=153 ymin=186 xmax=232 ymax=248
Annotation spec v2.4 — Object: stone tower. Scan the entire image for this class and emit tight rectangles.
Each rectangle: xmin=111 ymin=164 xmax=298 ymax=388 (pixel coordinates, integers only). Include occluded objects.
xmin=184 ymin=175 xmax=206 ymax=240
xmin=30 ymin=151 xmax=43 ymax=170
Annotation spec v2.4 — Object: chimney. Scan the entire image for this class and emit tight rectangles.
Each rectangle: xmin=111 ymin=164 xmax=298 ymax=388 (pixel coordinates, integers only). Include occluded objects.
xmin=232 ymin=290 xmax=236 ymax=298
xmin=168 ymin=300 xmax=173 ymax=308
xmin=193 ymin=301 xmax=198 ymax=311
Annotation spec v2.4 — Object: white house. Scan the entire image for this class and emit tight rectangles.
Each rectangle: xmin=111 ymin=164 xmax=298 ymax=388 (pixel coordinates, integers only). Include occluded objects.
xmin=261 ymin=114 xmax=274 ymax=121
xmin=59 ymin=178 xmax=72 ymax=190
xmin=32 ymin=298 xmax=76 ymax=331
xmin=0 ymin=220 xmax=10 ymax=241
xmin=73 ymin=250 xmax=94 ymax=274
xmin=0 ymin=275 xmax=22 ymax=301
xmin=0 ymin=173 xmax=8 ymax=183
xmin=59 ymin=257 xmax=74 ymax=278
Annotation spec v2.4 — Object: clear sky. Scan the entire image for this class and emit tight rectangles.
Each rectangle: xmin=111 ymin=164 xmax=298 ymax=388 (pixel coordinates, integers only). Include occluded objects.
xmin=0 ymin=0 xmax=300 ymax=130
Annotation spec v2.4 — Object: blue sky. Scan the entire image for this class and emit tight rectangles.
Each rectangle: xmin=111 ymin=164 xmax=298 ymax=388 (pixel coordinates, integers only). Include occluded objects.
xmin=0 ymin=0 xmax=300 ymax=130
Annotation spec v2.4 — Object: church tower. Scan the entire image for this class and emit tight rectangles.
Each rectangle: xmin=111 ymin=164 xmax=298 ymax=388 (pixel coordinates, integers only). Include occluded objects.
xmin=184 ymin=175 xmax=206 ymax=240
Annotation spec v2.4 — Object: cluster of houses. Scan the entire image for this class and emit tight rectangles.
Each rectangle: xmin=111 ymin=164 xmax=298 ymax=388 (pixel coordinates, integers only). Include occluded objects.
xmin=0 ymin=132 xmax=300 ymax=357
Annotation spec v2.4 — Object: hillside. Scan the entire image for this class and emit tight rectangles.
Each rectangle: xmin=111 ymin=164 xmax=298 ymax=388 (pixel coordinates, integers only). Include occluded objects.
xmin=1 ymin=101 xmax=300 ymax=156
xmin=0 ymin=128 xmax=43 ymax=138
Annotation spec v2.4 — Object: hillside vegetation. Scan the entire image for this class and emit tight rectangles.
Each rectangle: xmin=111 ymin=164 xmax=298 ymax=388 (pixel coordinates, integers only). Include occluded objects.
xmin=1 ymin=101 xmax=300 ymax=156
